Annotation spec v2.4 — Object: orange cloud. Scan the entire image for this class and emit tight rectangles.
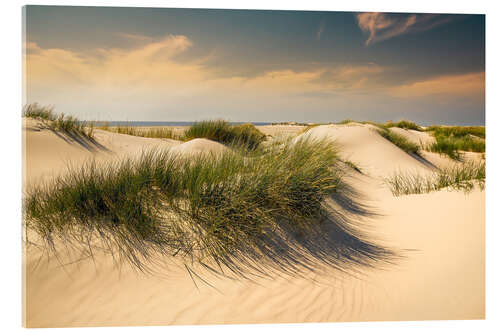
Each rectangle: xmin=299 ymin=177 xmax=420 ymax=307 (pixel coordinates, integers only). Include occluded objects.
xmin=389 ymin=72 xmax=485 ymax=98
xmin=356 ymin=13 xmax=453 ymax=46
xmin=25 ymin=34 xmax=482 ymax=121
xmin=25 ymin=35 xmax=391 ymax=100
xmin=26 ymin=35 xmax=198 ymax=90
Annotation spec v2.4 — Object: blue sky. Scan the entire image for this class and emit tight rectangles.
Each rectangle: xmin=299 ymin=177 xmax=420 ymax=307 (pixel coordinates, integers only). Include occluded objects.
xmin=24 ymin=6 xmax=485 ymax=124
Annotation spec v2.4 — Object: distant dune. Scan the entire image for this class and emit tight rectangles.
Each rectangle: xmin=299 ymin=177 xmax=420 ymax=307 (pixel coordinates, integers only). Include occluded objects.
xmin=23 ymin=119 xmax=484 ymax=327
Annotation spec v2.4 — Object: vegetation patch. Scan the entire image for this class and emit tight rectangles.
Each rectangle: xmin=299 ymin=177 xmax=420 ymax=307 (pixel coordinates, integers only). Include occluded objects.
xmin=341 ymin=159 xmax=363 ymax=174
xmin=97 ymin=123 xmax=181 ymax=141
xmin=426 ymin=125 xmax=485 ymax=139
xmin=23 ymin=103 xmax=95 ymax=139
xmin=386 ymin=161 xmax=485 ymax=196
xmin=337 ymin=119 xmax=388 ymax=130
xmin=377 ymin=129 xmax=420 ymax=155
xmin=183 ymin=120 xmax=266 ymax=151
xmin=385 ymin=120 xmax=423 ymax=131
xmin=337 ymin=119 xmax=356 ymax=125
xmin=298 ymin=123 xmax=322 ymax=134
xmin=424 ymin=126 xmax=485 ymax=160
xmin=24 ymin=138 xmax=391 ymax=276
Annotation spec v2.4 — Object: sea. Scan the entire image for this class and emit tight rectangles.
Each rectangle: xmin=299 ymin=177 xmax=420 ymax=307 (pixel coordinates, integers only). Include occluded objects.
xmin=95 ymin=121 xmax=273 ymax=127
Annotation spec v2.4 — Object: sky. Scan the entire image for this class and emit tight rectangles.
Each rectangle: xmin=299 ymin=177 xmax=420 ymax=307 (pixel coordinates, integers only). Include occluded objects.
xmin=23 ymin=6 xmax=485 ymax=125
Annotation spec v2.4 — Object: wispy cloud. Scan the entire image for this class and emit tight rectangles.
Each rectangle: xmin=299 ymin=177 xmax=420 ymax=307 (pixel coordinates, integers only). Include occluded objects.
xmin=388 ymin=71 xmax=485 ymax=99
xmin=116 ymin=33 xmax=154 ymax=42
xmin=24 ymin=34 xmax=483 ymax=123
xmin=310 ymin=63 xmax=387 ymax=91
xmin=356 ymin=13 xmax=454 ymax=46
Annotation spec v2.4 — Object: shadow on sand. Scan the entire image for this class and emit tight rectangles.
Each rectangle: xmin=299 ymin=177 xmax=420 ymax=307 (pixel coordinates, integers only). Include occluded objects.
xmin=50 ymin=129 xmax=110 ymax=153
xmin=26 ymin=179 xmax=399 ymax=287
xmin=181 ymin=181 xmax=397 ymax=287
xmin=27 ymin=183 xmax=398 ymax=290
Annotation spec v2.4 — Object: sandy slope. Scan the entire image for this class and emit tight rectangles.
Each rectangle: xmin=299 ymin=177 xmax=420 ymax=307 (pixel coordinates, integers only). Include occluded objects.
xmin=388 ymin=127 xmax=435 ymax=147
xmin=257 ymin=125 xmax=306 ymax=138
xmin=23 ymin=118 xmax=182 ymax=187
xmin=23 ymin=121 xmax=485 ymax=327
xmin=299 ymin=124 xmax=435 ymax=178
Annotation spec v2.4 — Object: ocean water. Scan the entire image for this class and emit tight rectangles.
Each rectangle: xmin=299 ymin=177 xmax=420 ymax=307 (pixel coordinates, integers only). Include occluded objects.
xmin=95 ymin=121 xmax=273 ymax=127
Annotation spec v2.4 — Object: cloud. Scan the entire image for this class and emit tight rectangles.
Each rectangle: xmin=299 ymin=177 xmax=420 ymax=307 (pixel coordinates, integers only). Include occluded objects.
xmin=356 ymin=13 xmax=454 ymax=46
xmin=24 ymin=35 xmax=483 ymax=123
xmin=310 ymin=63 xmax=386 ymax=91
xmin=117 ymin=33 xmax=154 ymax=42
xmin=388 ymin=71 xmax=485 ymax=99
xmin=26 ymin=35 xmax=197 ymax=88
xmin=25 ymin=35 xmax=389 ymax=98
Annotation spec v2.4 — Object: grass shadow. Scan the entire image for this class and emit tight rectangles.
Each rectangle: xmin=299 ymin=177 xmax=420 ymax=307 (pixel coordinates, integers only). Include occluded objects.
xmin=24 ymin=140 xmax=399 ymax=284
xmin=50 ymin=128 xmax=110 ymax=153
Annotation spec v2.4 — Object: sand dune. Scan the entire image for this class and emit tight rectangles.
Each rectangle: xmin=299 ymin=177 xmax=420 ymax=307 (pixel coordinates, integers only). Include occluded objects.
xmin=388 ymin=127 xmax=435 ymax=146
xmin=23 ymin=118 xmax=181 ymax=186
xmin=23 ymin=121 xmax=485 ymax=327
xmin=299 ymin=124 xmax=436 ymax=178
xmin=170 ymin=138 xmax=229 ymax=155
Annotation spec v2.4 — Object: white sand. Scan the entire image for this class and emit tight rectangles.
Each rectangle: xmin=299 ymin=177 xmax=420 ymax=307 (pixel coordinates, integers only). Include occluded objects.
xmin=23 ymin=120 xmax=485 ymax=327
xmin=170 ymin=138 xmax=229 ymax=155
xmin=299 ymin=124 xmax=435 ymax=178
xmin=388 ymin=127 xmax=435 ymax=147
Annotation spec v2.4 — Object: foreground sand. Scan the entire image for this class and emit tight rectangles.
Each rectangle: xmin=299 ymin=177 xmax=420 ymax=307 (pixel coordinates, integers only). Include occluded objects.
xmin=22 ymin=120 xmax=485 ymax=327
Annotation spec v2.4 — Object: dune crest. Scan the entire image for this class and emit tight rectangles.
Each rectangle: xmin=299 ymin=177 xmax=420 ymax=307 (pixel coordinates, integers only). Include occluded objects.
xmin=299 ymin=124 xmax=433 ymax=178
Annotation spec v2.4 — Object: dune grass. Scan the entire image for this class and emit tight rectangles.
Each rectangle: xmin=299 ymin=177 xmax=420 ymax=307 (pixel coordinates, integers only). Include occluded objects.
xmin=98 ymin=120 xmax=267 ymax=151
xmin=337 ymin=119 xmax=355 ymax=125
xmin=23 ymin=103 xmax=95 ymax=139
xmin=385 ymin=120 xmax=423 ymax=131
xmin=337 ymin=119 xmax=389 ymax=130
xmin=426 ymin=125 xmax=485 ymax=139
xmin=184 ymin=120 xmax=266 ymax=151
xmin=298 ymin=123 xmax=321 ymax=134
xmin=23 ymin=137 xmax=391 ymax=276
xmin=341 ymin=159 xmax=363 ymax=174
xmin=97 ymin=123 xmax=182 ymax=141
xmin=427 ymin=136 xmax=485 ymax=160
xmin=386 ymin=161 xmax=485 ymax=196
xmin=424 ymin=125 xmax=485 ymax=160
xmin=377 ymin=129 xmax=420 ymax=155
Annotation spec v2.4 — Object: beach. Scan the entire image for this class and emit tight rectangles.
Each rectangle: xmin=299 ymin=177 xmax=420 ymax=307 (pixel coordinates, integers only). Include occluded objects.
xmin=22 ymin=119 xmax=485 ymax=327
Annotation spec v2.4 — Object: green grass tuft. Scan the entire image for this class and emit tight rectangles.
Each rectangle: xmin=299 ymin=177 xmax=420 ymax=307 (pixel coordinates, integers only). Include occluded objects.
xmin=337 ymin=120 xmax=388 ymax=130
xmin=23 ymin=103 xmax=95 ymax=139
xmin=424 ymin=126 xmax=485 ymax=160
xmin=24 ymin=138 xmax=391 ymax=275
xmin=337 ymin=119 xmax=355 ymax=125
xmin=377 ymin=129 xmax=420 ymax=155
xmin=385 ymin=120 xmax=423 ymax=131
xmin=184 ymin=120 xmax=266 ymax=151
xmin=98 ymin=123 xmax=182 ymax=141
xmin=98 ymin=120 xmax=266 ymax=150
xmin=386 ymin=161 xmax=485 ymax=196
xmin=426 ymin=125 xmax=485 ymax=139
xmin=342 ymin=160 xmax=363 ymax=174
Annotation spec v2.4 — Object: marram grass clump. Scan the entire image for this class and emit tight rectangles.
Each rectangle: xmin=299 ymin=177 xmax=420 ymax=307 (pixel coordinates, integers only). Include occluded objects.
xmin=385 ymin=120 xmax=423 ymax=131
xmin=184 ymin=120 xmax=266 ymax=151
xmin=98 ymin=120 xmax=267 ymax=151
xmin=97 ymin=123 xmax=182 ymax=140
xmin=377 ymin=129 xmax=420 ymax=155
xmin=424 ymin=125 xmax=485 ymax=160
xmin=23 ymin=103 xmax=95 ymax=139
xmin=24 ymin=138 xmax=391 ymax=276
xmin=386 ymin=161 xmax=485 ymax=196
xmin=426 ymin=125 xmax=485 ymax=139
